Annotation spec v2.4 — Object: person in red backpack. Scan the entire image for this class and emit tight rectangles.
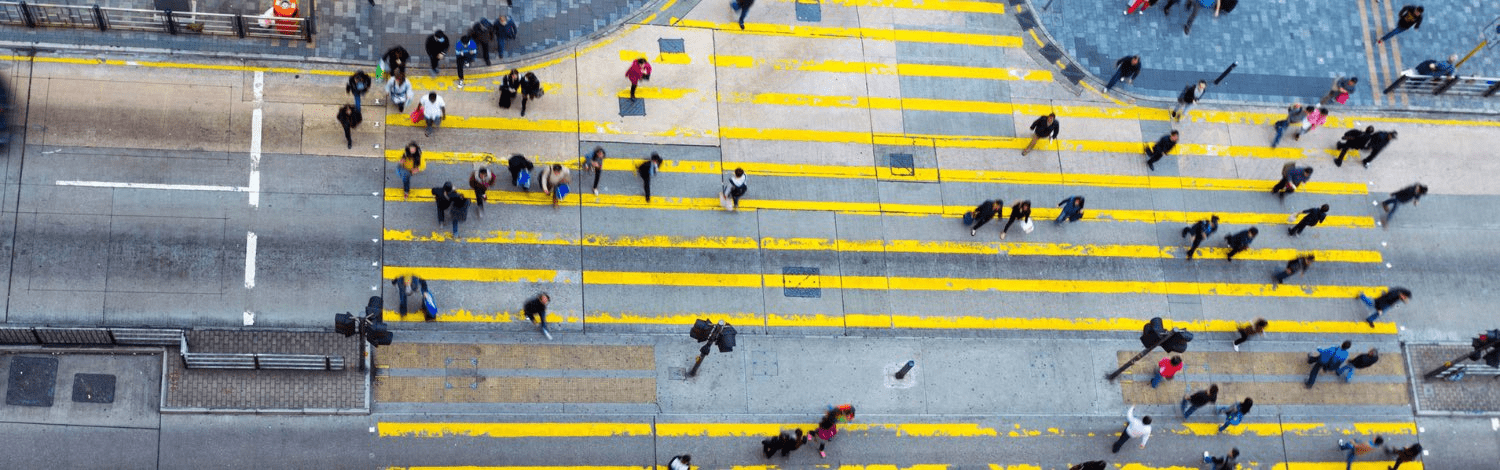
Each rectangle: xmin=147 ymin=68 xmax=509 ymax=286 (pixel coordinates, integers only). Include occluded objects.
xmin=626 ymin=58 xmax=652 ymax=101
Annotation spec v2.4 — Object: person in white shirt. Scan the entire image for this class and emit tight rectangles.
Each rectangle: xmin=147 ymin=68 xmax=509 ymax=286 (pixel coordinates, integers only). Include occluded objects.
xmin=419 ymin=92 xmax=446 ymax=136
xmin=1110 ymin=406 xmax=1152 ymax=453
xmin=667 ymin=454 xmax=690 ymax=470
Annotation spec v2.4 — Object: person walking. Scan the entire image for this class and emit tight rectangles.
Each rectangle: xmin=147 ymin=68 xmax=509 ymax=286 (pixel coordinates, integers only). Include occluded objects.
xmin=968 ymin=199 xmax=1003 ymax=236
xmin=1381 ymin=183 xmax=1427 ymax=225
xmin=1307 ymin=340 xmax=1352 ymax=388
xmin=762 ymin=429 xmax=806 ymax=458
xmin=524 ymin=292 xmax=553 ymax=339
xmin=1288 ymin=204 xmax=1329 ymax=236
xmin=1182 ymin=0 xmax=1220 ymax=35
xmin=468 ymin=165 xmax=496 ymax=218
xmin=431 ymin=182 xmax=455 ymax=224
xmin=424 ymin=30 xmax=450 ymax=75
xmin=1069 ymin=462 xmax=1107 ymax=470
xmin=539 ymin=163 xmax=572 ymax=208
xmin=638 ymin=153 xmax=663 ymax=202
xmin=1181 ymin=384 xmax=1218 ymax=418
xmin=1358 ymin=287 xmax=1411 ymax=326
xmin=730 ymin=0 xmax=754 ymax=29
xmin=1339 ymin=348 xmax=1379 ymax=381
xmin=584 ymin=146 xmax=607 ymax=196
xmin=1338 ymin=436 xmax=1384 ymax=470
xmin=1272 ymin=165 xmax=1314 ymax=199
xmin=499 ymin=69 xmax=521 ymax=109
xmin=454 ymin=34 xmax=478 ymax=86
xmin=1020 ymin=113 xmax=1059 ymax=156
xmin=1181 ymin=215 xmax=1219 ymax=259
xmin=1232 ymin=318 xmax=1267 ymax=351
xmin=808 ymin=412 xmax=838 ymax=459
xmin=724 ymin=168 xmax=748 ymax=211
xmin=999 ymin=200 xmax=1032 ymax=239
xmin=507 ymin=154 xmax=534 ymax=190
xmin=1110 ymin=406 xmax=1152 ymax=453
xmin=667 ymin=455 xmax=691 ymax=470
xmin=519 ymin=72 xmax=543 ymax=117
xmin=1319 ymin=76 xmax=1358 ymax=105
xmin=336 ymin=104 xmax=362 ymax=150
xmin=1105 ymin=55 xmax=1141 ymax=91
xmin=1171 ymin=80 xmax=1207 ymax=121
xmin=1295 ymin=106 xmax=1329 ymax=141
xmin=1056 ymin=196 xmax=1085 ymax=225
xmin=1215 ymin=398 xmax=1252 ymax=432
xmin=389 ymin=274 xmax=427 ymax=318
xmin=1150 ymin=356 xmax=1182 ymax=388
xmin=1334 ymin=126 xmax=1374 ymax=166
xmin=1414 ymin=55 xmax=1458 ymax=77
xmin=1270 ymin=103 xmax=1309 ymax=148
xmin=446 ymin=189 xmax=468 ymax=235
xmin=397 ymin=141 xmax=424 ymax=198
xmin=1274 ymin=254 xmax=1315 ymax=285
xmin=1224 ymin=227 xmax=1257 ymax=261
xmin=386 ymin=71 xmax=413 ymax=112
xmin=1386 ymin=443 xmax=1422 ymax=470
xmin=381 ymin=45 xmax=410 ymax=77
xmin=496 ymin=15 xmax=518 ymax=59
xmin=1203 ymin=448 xmax=1239 ymax=470
xmin=626 ymin=58 xmax=652 ymax=101
xmin=1361 ymin=130 xmax=1398 ymax=168
xmin=1376 ymin=5 xmax=1423 ymax=45
xmin=1143 ymin=131 xmax=1178 ymax=171
xmin=419 ymin=92 xmax=446 ymax=137
xmin=468 ymin=19 xmax=497 ymax=66
xmin=346 ymin=71 xmax=372 ymax=108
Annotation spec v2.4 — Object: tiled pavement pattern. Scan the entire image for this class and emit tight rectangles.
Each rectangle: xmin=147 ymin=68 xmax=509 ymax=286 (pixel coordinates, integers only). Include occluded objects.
xmin=1408 ymin=343 xmax=1500 ymax=414
xmin=1120 ymin=351 xmax=1411 ymax=406
xmin=164 ymin=329 xmax=364 ymax=411
xmin=373 ymin=343 xmax=656 ymax=403
xmin=1034 ymin=0 xmax=1500 ymax=113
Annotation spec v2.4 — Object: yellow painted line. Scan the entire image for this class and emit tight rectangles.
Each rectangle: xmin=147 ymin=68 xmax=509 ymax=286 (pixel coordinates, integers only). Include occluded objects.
xmin=610 ymin=87 xmax=695 ymax=99
xmin=387 ymin=467 xmax=654 ymax=470
xmin=619 ymin=50 xmax=690 ymax=64
xmin=770 ymin=0 xmax=1005 ymax=14
xmin=382 ymin=465 xmax=1419 ymax=470
xmin=711 ymin=56 xmax=1049 ymax=81
xmin=673 ymin=19 xmax=1021 ymax=48
xmin=1351 ymin=422 xmax=1417 ymax=435
xmin=1272 ymin=463 xmax=1422 ymax=470
xmin=379 ymin=421 xmax=1408 ymax=439
xmin=377 ymin=422 xmax=653 ymax=438
xmin=640 ymin=0 xmax=678 ymax=23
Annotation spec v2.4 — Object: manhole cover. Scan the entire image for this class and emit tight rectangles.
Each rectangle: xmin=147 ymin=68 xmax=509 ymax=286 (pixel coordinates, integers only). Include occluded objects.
xmin=72 ymin=373 xmax=116 ymax=404
xmin=619 ymin=97 xmax=647 ymax=116
xmin=795 ymin=0 xmax=822 ymax=22
xmin=888 ymin=153 xmax=915 ymax=176
xmin=658 ymin=38 xmax=685 ymax=54
xmin=783 ymin=267 xmax=821 ymax=298
xmin=7 ymin=356 xmax=58 ymax=407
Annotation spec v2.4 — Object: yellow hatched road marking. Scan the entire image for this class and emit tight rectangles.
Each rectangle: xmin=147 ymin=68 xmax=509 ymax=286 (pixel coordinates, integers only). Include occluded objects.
xmin=377 ymin=422 xmax=653 ymax=437
xmin=672 ymin=19 xmax=1022 ymax=48
xmin=710 ymin=55 xmax=1050 ymax=81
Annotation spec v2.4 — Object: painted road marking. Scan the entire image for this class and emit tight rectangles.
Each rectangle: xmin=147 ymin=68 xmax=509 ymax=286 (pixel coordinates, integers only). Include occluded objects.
xmin=710 ymin=55 xmax=1051 ymax=81
xmin=378 ymin=421 xmax=1411 ymax=438
xmin=774 ymin=0 xmax=1007 ymax=14
xmin=673 ymin=19 xmax=1022 ymax=48
xmin=385 ymin=188 xmax=1378 ymax=228
xmin=55 ymin=181 xmax=251 ymax=192
xmin=384 ymin=465 xmax=1422 ymax=470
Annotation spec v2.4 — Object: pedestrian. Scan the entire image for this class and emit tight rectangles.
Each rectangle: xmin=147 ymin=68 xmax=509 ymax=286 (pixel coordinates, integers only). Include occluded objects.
xmin=1182 ymin=0 xmax=1220 ymax=35
xmin=336 ymin=104 xmax=362 ymax=149
xmin=724 ymin=168 xmax=748 ymax=210
xmin=1171 ymin=80 xmax=1207 ymax=121
xmin=1020 ymin=113 xmax=1059 ymax=156
xmin=1181 ymin=384 xmax=1219 ymax=419
xmin=1334 ymin=126 xmax=1374 ymax=167
xmin=1270 ymin=103 xmax=1309 ymax=148
xmin=1339 ymin=348 xmax=1379 ymax=381
xmin=1414 ymin=55 xmax=1458 ymax=77
xmin=499 ymin=69 xmax=521 ymax=109
xmin=1124 ymin=0 xmax=1153 ymax=15
xmin=1109 ymin=406 xmax=1151 ymax=453
xmin=454 ymin=34 xmax=478 ymax=86
xmin=667 ymin=454 xmax=691 ymax=470
xmin=967 ymin=199 xmax=1003 ymax=236
xmin=1380 ymin=183 xmax=1427 ymax=225
xmin=446 ymin=189 xmax=468 ymax=235
xmin=1150 ymin=355 xmax=1182 ymax=388
xmin=808 ymin=412 xmax=838 ymax=459
xmin=1274 ymin=254 xmax=1315 ymax=285
xmin=1306 ymin=340 xmax=1352 ymax=388
xmin=1055 ymin=196 xmax=1085 ymax=225
xmin=1203 ymin=448 xmax=1239 ymax=470
xmin=1069 ymin=462 xmax=1107 ymax=470
xmin=626 ymin=58 xmax=652 ymax=101
xmin=386 ymin=70 xmax=413 ymax=112
xmin=419 ymin=92 xmax=446 ymax=137
xmin=999 ymin=200 xmax=1032 ymax=239
xmin=468 ymin=165 xmax=496 ymax=218
xmin=496 ymin=15 xmax=518 ymax=58
xmin=424 ymin=30 xmax=450 ymax=75
xmin=346 ymin=71 xmax=372 ymax=108
xmin=762 ymin=429 xmax=805 ymax=458
xmin=1224 ymin=227 xmax=1257 ymax=261
xmin=1376 ymin=5 xmax=1423 ymax=45
xmin=638 ymin=152 xmax=663 ymax=202
xmin=584 ymin=146 xmax=607 ymax=196
xmin=1338 ymin=436 xmax=1384 ymax=470
xmin=539 ymin=163 xmax=572 ymax=208
xmin=1143 ymin=131 xmax=1178 ymax=171
xmin=1215 ymin=398 xmax=1252 ymax=432
xmin=1105 ymin=55 xmax=1141 ymax=91
xmin=508 ymin=154 xmax=534 ymax=190
xmin=1181 ymin=215 xmax=1219 ymax=259
xmin=1232 ymin=318 xmax=1267 ymax=351
xmin=1319 ymin=76 xmax=1358 ymax=106
xmin=523 ymin=292 xmax=553 ymax=339
xmin=469 ymin=19 xmax=497 ymax=66
xmin=1360 ymin=130 xmax=1397 ymax=168
xmin=431 ymin=182 xmax=455 ymax=224
xmin=761 ymin=431 xmax=786 ymax=458
xmin=1386 ymin=443 xmax=1422 ymax=470
xmin=519 ymin=72 xmax=543 ymax=117
xmin=1288 ymin=204 xmax=1329 ymax=236
xmin=1297 ymin=106 xmax=1328 ymax=140
xmin=389 ymin=274 xmax=427 ymax=318
xmin=381 ymin=45 xmax=410 ymax=77
xmin=1272 ymin=165 xmax=1314 ymax=199
xmin=1357 ymin=287 xmax=1411 ymax=327
xmin=397 ymin=141 xmax=424 ymax=198
xmin=730 ymin=0 xmax=754 ymax=29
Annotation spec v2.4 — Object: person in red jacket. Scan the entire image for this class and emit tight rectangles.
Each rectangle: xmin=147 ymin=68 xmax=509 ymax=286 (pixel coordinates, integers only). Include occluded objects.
xmin=1151 ymin=356 xmax=1182 ymax=388
xmin=626 ymin=58 xmax=652 ymax=101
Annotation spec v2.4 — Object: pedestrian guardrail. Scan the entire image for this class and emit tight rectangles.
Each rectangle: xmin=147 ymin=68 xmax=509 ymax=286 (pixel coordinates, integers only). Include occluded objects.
xmin=0 ymin=1 xmax=312 ymax=42
xmin=1433 ymin=363 xmax=1500 ymax=381
xmin=1383 ymin=70 xmax=1500 ymax=97
xmin=0 ymin=325 xmax=345 ymax=371
xmin=182 ymin=352 xmax=345 ymax=370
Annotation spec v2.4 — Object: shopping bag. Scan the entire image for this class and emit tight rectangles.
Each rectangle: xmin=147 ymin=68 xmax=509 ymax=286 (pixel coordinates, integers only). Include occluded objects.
xmin=517 ymin=168 xmax=532 ymax=188
xmin=1335 ymin=92 xmax=1349 ymax=104
xmin=962 ymin=211 xmax=975 ymax=226
xmin=410 ymin=106 xmax=424 ymax=124
xmin=1021 ymin=218 xmax=1035 ymax=233
xmin=421 ymin=288 xmax=437 ymax=321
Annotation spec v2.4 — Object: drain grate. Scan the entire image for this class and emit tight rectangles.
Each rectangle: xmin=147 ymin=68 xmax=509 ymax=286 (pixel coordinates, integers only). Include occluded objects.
xmin=888 ymin=153 xmax=915 ymax=176
xmin=619 ymin=97 xmax=647 ymax=116
xmin=782 ymin=267 xmax=822 ymax=298
xmin=658 ymin=38 xmax=686 ymax=54
xmin=795 ymin=0 xmax=822 ymax=22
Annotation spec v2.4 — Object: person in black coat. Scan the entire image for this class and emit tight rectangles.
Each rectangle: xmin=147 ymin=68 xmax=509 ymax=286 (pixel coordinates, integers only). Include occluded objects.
xmin=336 ymin=104 xmax=362 ymax=149
xmin=346 ymin=71 xmax=372 ymax=108
xmin=1224 ymin=227 xmax=1258 ymax=261
xmin=499 ymin=69 xmax=521 ymax=108
xmin=469 ymin=20 xmax=497 ymax=66
xmin=638 ymin=153 xmax=663 ymax=202
xmin=524 ymin=292 xmax=552 ymax=339
xmin=969 ymin=199 xmax=1003 ymax=236
xmin=1106 ymin=55 xmax=1141 ymax=91
xmin=1171 ymin=80 xmax=1206 ymax=121
xmin=382 ymin=46 xmax=410 ymax=76
xmin=1288 ymin=204 xmax=1329 ymax=236
xmin=1381 ymin=183 xmax=1427 ymax=224
xmin=1274 ymin=254 xmax=1315 ymax=284
xmin=424 ymin=30 xmax=450 ymax=74
xmin=432 ymin=182 xmax=455 ymax=223
xmin=1181 ymin=215 xmax=1218 ymax=259
xmin=446 ymin=190 xmax=469 ymax=236
xmin=1334 ymin=126 xmax=1374 ymax=166
xmin=999 ymin=200 xmax=1031 ymax=239
xmin=507 ymin=154 xmax=534 ymax=190
xmin=1020 ymin=113 xmax=1058 ymax=156
xmin=519 ymin=72 xmax=543 ymax=116
xmin=1359 ymin=287 xmax=1411 ymax=326
xmin=1360 ymin=131 xmax=1397 ymax=168
xmin=1144 ymin=130 xmax=1178 ymax=171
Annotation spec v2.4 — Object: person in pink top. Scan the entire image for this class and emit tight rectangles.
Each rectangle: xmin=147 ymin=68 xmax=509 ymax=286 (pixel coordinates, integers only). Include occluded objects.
xmin=1295 ymin=106 xmax=1328 ymax=141
xmin=1151 ymin=355 xmax=1183 ymax=388
xmin=626 ymin=58 xmax=652 ymax=101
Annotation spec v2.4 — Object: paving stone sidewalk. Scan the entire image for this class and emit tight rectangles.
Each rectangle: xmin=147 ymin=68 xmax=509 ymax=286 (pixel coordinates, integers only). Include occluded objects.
xmin=1408 ymin=343 xmax=1500 ymax=415
xmin=164 ymin=329 xmax=365 ymax=412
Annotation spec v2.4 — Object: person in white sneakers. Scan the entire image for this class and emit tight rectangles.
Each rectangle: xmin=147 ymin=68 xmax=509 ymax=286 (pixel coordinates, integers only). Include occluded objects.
xmin=419 ymin=92 xmax=446 ymax=137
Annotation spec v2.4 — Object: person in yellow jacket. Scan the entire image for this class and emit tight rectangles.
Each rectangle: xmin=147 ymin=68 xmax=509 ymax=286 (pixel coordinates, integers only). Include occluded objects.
xmin=397 ymin=141 xmax=425 ymax=198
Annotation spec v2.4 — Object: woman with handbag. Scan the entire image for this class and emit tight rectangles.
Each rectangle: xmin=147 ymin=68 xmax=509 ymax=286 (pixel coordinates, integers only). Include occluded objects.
xmin=1000 ymin=200 xmax=1032 ymax=239
xmin=499 ymin=69 xmax=520 ymax=109
xmin=626 ymin=58 xmax=652 ymax=101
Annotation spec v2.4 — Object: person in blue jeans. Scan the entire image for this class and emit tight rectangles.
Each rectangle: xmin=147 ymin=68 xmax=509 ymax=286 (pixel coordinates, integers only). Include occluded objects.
xmin=390 ymin=275 xmax=427 ymax=318
xmin=1215 ymin=397 xmax=1252 ymax=432
xmin=1150 ymin=356 xmax=1182 ymax=388
xmin=1376 ymin=5 xmax=1422 ymax=44
xmin=1105 ymin=55 xmax=1141 ymax=91
xmin=1055 ymin=196 xmax=1085 ymax=224
xmin=1180 ymin=384 xmax=1218 ymax=419
xmin=1306 ymin=341 xmax=1351 ymax=388
xmin=1358 ymin=287 xmax=1411 ymax=326
xmin=730 ymin=0 xmax=754 ymax=29
xmin=1338 ymin=348 xmax=1380 ymax=382
xmin=1338 ymin=436 xmax=1383 ymax=470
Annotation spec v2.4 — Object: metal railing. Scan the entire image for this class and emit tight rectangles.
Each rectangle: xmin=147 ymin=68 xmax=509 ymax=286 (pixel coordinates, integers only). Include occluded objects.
xmin=1384 ymin=70 xmax=1500 ymax=97
xmin=1433 ymin=363 xmax=1500 ymax=381
xmin=0 ymin=1 xmax=312 ymax=42
xmin=0 ymin=325 xmax=345 ymax=371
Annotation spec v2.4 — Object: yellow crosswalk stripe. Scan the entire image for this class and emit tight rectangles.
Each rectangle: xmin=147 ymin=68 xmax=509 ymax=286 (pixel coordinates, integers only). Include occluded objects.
xmin=378 ymin=421 xmax=1408 ymax=438
xmin=384 ymin=229 xmax=1383 ymax=263
xmin=672 ymin=19 xmax=1022 ymax=48
xmin=767 ymin=0 xmax=1007 ymax=14
xmin=385 ymin=188 xmax=1378 ymax=228
xmin=710 ymin=55 xmax=1051 ymax=81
